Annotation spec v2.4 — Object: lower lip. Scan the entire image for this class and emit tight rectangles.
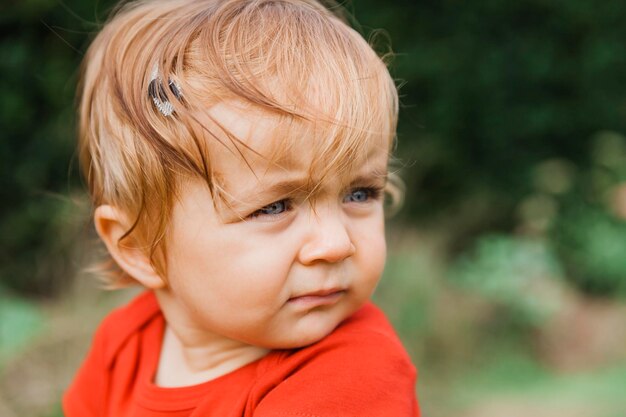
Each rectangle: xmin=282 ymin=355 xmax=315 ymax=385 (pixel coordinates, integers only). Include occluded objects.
xmin=288 ymin=290 xmax=345 ymax=308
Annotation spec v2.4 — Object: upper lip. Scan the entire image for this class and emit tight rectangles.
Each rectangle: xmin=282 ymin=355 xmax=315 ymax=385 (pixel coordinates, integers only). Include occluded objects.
xmin=290 ymin=287 xmax=346 ymax=299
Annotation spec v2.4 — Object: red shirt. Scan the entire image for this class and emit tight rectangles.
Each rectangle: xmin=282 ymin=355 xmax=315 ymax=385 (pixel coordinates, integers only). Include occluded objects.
xmin=63 ymin=291 xmax=419 ymax=416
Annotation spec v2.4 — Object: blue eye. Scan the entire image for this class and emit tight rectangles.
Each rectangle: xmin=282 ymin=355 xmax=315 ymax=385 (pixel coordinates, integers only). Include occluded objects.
xmin=343 ymin=187 xmax=381 ymax=203
xmin=250 ymin=200 xmax=290 ymax=218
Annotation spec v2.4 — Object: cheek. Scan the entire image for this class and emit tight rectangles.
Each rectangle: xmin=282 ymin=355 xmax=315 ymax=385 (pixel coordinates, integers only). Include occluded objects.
xmin=367 ymin=233 xmax=387 ymax=281
xmin=167 ymin=226 xmax=296 ymax=303
xmin=353 ymin=215 xmax=387 ymax=280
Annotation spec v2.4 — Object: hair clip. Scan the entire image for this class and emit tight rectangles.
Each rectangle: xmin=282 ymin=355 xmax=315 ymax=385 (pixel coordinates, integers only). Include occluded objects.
xmin=148 ymin=65 xmax=182 ymax=117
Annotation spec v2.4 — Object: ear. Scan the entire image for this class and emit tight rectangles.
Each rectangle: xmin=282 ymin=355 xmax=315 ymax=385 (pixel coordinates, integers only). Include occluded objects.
xmin=94 ymin=205 xmax=166 ymax=289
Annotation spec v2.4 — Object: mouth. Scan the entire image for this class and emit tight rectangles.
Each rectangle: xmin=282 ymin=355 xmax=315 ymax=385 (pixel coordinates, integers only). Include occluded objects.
xmin=288 ymin=288 xmax=346 ymax=308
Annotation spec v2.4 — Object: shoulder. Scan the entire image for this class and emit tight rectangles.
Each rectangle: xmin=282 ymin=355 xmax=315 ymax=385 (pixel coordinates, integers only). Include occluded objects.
xmin=333 ymin=302 xmax=410 ymax=348
xmin=308 ymin=302 xmax=415 ymax=373
xmin=320 ymin=302 xmax=415 ymax=375
xmin=63 ymin=291 xmax=161 ymax=417
xmin=253 ymin=303 xmax=419 ymax=417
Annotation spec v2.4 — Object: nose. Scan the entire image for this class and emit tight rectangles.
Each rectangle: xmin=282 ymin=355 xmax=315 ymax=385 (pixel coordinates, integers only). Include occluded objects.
xmin=298 ymin=205 xmax=356 ymax=265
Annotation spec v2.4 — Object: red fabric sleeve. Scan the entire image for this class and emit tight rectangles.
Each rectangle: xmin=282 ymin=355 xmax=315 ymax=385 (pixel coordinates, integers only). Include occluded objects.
xmin=253 ymin=330 xmax=419 ymax=417
xmin=62 ymin=291 xmax=160 ymax=417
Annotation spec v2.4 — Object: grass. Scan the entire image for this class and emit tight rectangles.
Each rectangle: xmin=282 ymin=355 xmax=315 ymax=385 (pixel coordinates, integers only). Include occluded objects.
xmin=433 ymin=353 xmax=626 ymax=417
xmin=0 ymin=289 xmax=44 ymax=369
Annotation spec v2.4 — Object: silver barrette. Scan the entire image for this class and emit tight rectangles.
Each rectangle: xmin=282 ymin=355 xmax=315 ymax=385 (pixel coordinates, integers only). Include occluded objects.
xmin=148 ymin=65 xmax=182 ymax=117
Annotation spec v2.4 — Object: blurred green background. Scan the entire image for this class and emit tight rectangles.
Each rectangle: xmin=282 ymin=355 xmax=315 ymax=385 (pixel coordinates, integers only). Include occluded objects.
xmin=2 ymin=0 xmax=626 ymax=416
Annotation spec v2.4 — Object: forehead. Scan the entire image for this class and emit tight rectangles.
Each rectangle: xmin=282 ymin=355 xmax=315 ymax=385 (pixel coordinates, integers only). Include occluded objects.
xmin=203 ymin=101 xmax=391 ymax=190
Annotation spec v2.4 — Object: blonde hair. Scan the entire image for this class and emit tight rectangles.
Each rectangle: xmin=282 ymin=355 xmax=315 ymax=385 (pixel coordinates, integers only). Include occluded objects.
xmin=79 ymin=0 xmax=400 ymax=287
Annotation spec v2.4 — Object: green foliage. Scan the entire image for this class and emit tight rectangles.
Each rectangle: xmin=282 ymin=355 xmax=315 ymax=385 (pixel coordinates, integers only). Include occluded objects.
xmin=547 ymin=131 xmax=626 ymax=296
xmin=448 ymin=235 xmax=563 ymax=326
xmin=0 ymin=0 xmax=113 ymax=296
xmin=357 ymin=0 xmax=626 ymax=298
xmin=353 ymin=0 xmax=626 ymax=219
xmin=553 ymin=206 xmax=626 ymax=296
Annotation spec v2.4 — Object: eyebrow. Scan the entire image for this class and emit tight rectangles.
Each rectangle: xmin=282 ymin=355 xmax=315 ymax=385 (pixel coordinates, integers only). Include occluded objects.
xmin=226 ymin=166 xmax=389 ymax=211
xmin=348 ymin=170 xmax=389 ymax=186
xmin=224 ymin=177 xmax=309 ymax=211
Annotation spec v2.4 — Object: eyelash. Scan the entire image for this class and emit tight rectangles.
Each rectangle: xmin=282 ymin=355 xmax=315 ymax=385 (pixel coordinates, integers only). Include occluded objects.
xmin=343 ymin=186 xmax=384 ymax=204
xmin=248 ymin=200 xmax=294 ymax=219
xmin=247 ymin=186 xmax=384 ymax=219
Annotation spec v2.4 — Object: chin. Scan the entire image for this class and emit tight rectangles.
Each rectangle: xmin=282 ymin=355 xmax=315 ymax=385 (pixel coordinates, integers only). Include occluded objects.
xmin=286 ymin=312 xmax=348 ymax=348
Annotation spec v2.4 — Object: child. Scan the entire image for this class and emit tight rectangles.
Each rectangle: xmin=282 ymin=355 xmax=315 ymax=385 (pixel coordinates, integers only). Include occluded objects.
xmin=64 ymin=0 xmax=419 ymax=415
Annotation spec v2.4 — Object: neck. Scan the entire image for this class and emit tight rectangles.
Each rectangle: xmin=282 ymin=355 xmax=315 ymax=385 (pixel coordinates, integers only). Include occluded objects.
xmin=153 ymin=290 xmax=269 ymax=388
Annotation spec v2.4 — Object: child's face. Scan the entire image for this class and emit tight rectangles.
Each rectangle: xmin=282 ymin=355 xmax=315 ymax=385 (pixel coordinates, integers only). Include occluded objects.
xmin=159 ymin=103 xmax=389 ymax=349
